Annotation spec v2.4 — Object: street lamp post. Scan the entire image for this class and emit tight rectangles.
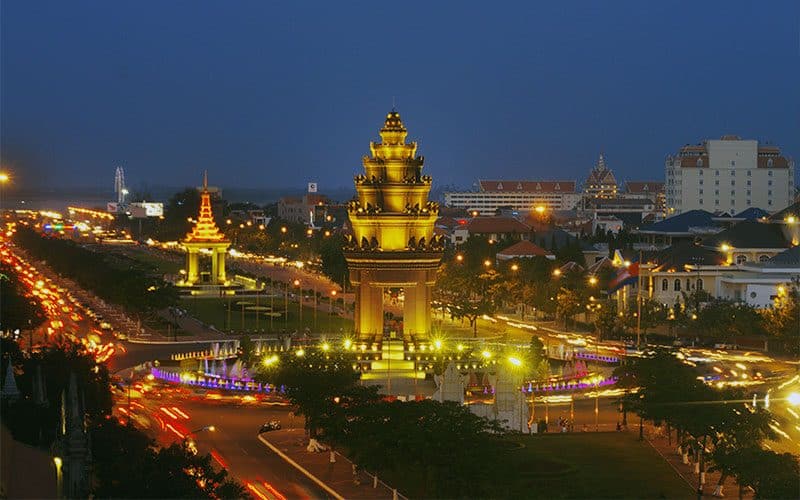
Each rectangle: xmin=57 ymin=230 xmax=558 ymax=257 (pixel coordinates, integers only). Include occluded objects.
xmin=329 ymin=290 xmax=337 ymax=333
xmin=594 ymin=376 xmax=601 ymax=432
xmin=284 ymin=281 xmax=289 ymax=331
xmin=53 ymin=457 xmax=63 ymax=498
xmin=186 ymin=425 xmax=216 ymax=438
xmin=294 ymin=279 xmax=302 ymax=327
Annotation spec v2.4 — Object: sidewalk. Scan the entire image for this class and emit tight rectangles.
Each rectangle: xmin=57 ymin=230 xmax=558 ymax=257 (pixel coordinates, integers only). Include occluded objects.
xmin=259 ymin=429 xmax=405 ymax=500
xmin=639 ymin=424 xmax=753 ymax=499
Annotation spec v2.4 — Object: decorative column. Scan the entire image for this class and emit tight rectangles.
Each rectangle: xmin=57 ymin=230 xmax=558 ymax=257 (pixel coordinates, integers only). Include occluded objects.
xmin=187 ymin=250 xmax=199 ymax=284
xmin=217 ymin=250 xmax=226 ymax=283
xmin=211 ymin=249 xmax=219 ymax=284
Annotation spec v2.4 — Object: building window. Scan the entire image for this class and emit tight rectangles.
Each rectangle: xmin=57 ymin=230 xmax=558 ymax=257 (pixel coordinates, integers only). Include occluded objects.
xmin=769 ymin=200 xmax=773 ymax=206
xmin=699 ymin=189 xmax=704 ymax=195
xmin=699 ymin=179 xmax=704 ymax=185
xmin=715 ymin=170 xmax=719 ymax=176
xmin=768 ymin=180 xmax=773 ymax=186
xmin=747 ymin=180 xmax=751 ymax=186
xmin=731 ymin=190 xmax=735 ymax=196
xmin=699 ymin=199 xmax=703 ymax=205
xmin=715 ymin=189 xmax=719 ymax=195
xmin=731 ymin=170 xmax=735 ymax=176
xmin=747 ymin=170 xmax=751 ymax=176
xmin=686 ymin=278 xmax=691 ymax=290
xmin=747 ymin=190 xmax=751 ymax=196
xmin=699 ymin=169 xmax=703 ymax=175
xmin=736 ymin=255 xmax=747 ymax=265
xmin=768 ymin=190 xmax=772 ymax=196
xmin=715 ymin=199 xmax=720 ymax=205
xmin=758 ymin=255 xmax=769 ymax=262
xmin=731 ymin=180 xmax=735 ymax=186
xmin=767 ymin=158 xmax=774 ymax=167
xmin=674 ymin=279 xmax=681 ymax=291
xmin=747 ymin=199 xmax=751 ymax=205
xmin=769 ymin=171 xmax=773 ymax=176
xmin=696 ymin=278 xmax=703 ymax=290
xmin=662 ymin=279 xmax=668 ymax=291
xmin=731 ymin=161 xmax=736 ymax=166
xmin=715 ymin=180 xmax=719 ymax=186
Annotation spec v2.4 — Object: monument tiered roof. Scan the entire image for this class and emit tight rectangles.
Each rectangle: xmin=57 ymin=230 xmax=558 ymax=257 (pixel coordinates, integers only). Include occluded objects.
xmin=185 ymin=171 xmax=228 ymax=244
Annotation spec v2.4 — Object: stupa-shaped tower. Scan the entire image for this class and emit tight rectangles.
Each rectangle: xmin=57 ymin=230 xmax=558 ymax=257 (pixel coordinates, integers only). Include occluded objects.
xmin=345 ymin=110 xmax=444 ymax=343
xmin=183 ymin=171 xmax=230 ymax=285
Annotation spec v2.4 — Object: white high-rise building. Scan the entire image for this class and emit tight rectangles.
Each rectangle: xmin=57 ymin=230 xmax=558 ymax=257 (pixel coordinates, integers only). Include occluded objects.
xmin=665 ymin=136 xmax=794 ymax=215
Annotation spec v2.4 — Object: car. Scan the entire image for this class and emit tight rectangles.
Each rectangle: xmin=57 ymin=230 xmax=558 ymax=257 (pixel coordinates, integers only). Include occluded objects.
xmin=259 ymin=420 xmax=281 ymax=433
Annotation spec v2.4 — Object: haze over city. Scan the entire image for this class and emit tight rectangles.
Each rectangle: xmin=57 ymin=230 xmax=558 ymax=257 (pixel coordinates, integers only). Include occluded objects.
xmin=2 ymin=0 xmax=798 ymax=191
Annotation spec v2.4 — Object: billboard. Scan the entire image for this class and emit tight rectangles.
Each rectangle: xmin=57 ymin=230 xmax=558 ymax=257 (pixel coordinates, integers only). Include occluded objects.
xmin=130 ymin=202 xmax=164 ymax=218
xmin=308 ymin=182 xmax=318 ymax=193
xmin=107 ymin=202 xmax=119 ymax=213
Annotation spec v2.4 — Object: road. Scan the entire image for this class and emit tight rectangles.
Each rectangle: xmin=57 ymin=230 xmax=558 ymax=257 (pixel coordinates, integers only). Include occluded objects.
xmin=116 ymin=389 xmax=329 ymax=499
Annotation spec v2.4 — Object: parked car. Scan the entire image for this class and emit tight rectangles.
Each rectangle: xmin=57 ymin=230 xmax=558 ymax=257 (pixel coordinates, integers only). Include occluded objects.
xmin=259 ymin=420 xmax=282 ymax=433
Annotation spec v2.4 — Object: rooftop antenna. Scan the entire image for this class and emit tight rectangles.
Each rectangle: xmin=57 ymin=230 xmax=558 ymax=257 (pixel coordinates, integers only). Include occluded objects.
xmin=392 ymin=96 xmax=396 ymax=111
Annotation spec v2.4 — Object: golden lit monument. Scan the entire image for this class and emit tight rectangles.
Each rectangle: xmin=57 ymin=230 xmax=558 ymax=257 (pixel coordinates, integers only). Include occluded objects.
xmin=182 ymin=172 xmax=230 ymax=285
xmin=345 ymin=110 xmax=444 ymax=343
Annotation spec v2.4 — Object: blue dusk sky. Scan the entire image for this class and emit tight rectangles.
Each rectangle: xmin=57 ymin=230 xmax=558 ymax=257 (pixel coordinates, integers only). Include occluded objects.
xmin=1 ymin=0 xmax=798 ymax=191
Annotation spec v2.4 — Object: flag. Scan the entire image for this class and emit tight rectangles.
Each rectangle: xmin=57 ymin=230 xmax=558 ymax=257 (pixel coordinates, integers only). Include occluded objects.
xmin=608 ymin=262 xmax=639 ymax=293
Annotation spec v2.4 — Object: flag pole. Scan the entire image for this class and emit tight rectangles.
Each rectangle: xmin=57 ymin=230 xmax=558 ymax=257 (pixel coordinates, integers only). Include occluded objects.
xmin=636 ymin=250 xmax=643 ymax=348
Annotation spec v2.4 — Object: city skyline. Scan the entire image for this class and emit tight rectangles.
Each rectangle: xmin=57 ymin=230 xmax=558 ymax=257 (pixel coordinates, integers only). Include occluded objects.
xmin=2 ymin=1 xmax=799 ymax=190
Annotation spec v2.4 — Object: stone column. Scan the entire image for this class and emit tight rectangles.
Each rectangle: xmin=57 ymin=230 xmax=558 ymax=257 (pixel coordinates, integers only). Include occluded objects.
xmin=187 ymin=250 xmax=199 ymax=284
xmin=404 ymin=285 xmax=417 ymax=339
xmin=217 ymin=250 xmax=226 ymax=283
xmin=211 ymin=249 xmax=219 ymax=284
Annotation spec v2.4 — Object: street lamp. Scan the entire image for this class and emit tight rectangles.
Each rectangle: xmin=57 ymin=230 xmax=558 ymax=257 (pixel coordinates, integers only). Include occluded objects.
xmin=455 ymin=254 xmax=464 ymax=263
xmin=483 ymin=259 xmax=492 ymax=268
xmin=53 ymin=457 xmax=63 ymax=498
xmin=293 ymin=279 xmax=302 ymax=326
xmin=552 ymin=269 xmax=561 ymax=278
xmin=187 ymin=425 xmax=216 ymax=437
xmin=329 ymin=290 xmax=337 ymax=332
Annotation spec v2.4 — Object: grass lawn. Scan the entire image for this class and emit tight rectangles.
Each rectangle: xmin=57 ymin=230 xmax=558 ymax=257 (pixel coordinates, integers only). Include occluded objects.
xmin=181 ymin=296 xmax=354 ymax=335
xmin=503 ymin=432 xmax=693 ymax=499
xmin=384 ymin=432 xmax=692 ymax=499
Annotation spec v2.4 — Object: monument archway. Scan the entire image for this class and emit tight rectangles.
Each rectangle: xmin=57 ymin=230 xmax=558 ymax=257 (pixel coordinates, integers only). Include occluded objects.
xmin=344 ymin=111 xmax=444 ymax=344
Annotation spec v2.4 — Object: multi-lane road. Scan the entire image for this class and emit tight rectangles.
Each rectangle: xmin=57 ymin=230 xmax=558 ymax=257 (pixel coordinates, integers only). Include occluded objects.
xmin=115 ymin=388 xmax=328 ymax=500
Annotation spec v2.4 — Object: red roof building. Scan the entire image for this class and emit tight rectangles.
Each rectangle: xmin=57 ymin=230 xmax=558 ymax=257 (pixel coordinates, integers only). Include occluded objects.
xmin=496 ymin=240 xmax=555 ymax=260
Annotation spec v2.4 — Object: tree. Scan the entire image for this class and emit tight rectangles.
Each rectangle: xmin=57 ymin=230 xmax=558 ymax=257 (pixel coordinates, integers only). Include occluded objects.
xmin=434 ymin=263 xmax=501 ymax=336
xmin=594 ymin=299 xmax=621 ymax=341
xmin=256 ymin=350 xmax=359 ymax=438
xmin=555 ymin=287 xmax=582 ymax=328
xmin=318 ymin=234 xmax=349 ymax=286
xmin=0 ymin=262 xmax=47 ymax=332
xmin=338 ymin=399 xmax=505 ymax=498
xmin=692 ymin=299 xmax=765 ymax=339
xmin=762 ymin=280 xmax=800 ymax=355
xmin=732 ymin=447 xmax=800 ymax=499
xmin=622 ymin=298 xmax=666 ymax=335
